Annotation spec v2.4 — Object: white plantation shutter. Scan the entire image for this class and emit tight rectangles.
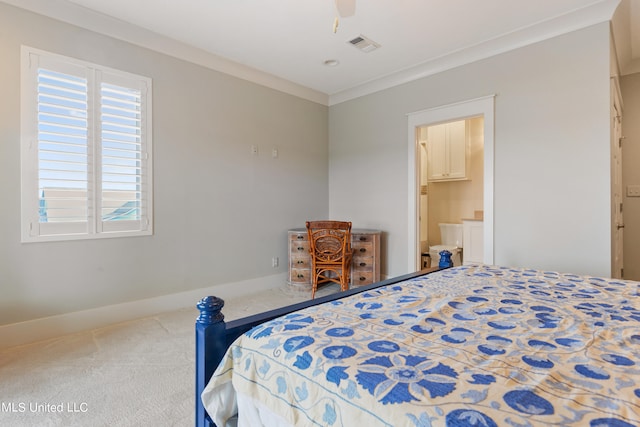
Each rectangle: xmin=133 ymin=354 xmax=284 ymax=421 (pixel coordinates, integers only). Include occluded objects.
xmin=37 ymin=67 xmax=90 ymax=235
xmin=21 ymin=47 xmax=152 ymax=242
xmin=99 ymin=73 xmax=150 ymax=234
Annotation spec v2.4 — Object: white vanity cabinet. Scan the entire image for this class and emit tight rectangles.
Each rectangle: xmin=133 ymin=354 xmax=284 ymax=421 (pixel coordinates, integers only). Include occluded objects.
xmin=426 ymin=120 xmax=469 ymax=181
xmin=462 ymin=219 xmax=484 ymax=265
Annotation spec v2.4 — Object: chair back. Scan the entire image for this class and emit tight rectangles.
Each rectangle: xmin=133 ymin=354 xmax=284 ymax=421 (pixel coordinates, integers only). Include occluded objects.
xmin=306 ymin=221 xmax=352 ymax=263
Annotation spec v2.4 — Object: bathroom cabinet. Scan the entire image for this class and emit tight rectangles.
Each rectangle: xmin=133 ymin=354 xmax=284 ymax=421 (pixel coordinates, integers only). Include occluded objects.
xmin=462 ymin=219 xmax=483 ymax=264
xmin=426 ymin=120 xmax=469 ymax=181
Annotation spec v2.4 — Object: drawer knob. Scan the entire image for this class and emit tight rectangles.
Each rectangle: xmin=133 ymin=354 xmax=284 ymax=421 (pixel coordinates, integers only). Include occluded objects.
xmin=359 ymin=262 xmax=366 ymax=267
xmin=359 ymin=276 xmax=366 ymax=281
xmin=359 ymin=237 xmax=366 ymax=241
xmin=359 ymin=248 xmax=366 ymax=253
xmin=297 ymin=235 xmax=304 ymax=239
xmin=297 ymin=247 xmax=304 ymax=251
xmin=297 ymin=260 xmax=304 ymax=264
xmin=297 ymin=274 xmax=304 ymax=278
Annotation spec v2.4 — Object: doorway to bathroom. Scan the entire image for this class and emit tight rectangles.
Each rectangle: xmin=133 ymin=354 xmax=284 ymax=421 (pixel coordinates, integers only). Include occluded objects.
xmin=407 ymin=96 xmax=495 ymax=272
xmin=417 ymin=117 xmax=484 ymax=268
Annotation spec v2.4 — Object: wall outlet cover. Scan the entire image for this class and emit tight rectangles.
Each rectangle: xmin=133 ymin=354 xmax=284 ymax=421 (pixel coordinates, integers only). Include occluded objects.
xmin=627 ymin=185 xmax=640 ymax=197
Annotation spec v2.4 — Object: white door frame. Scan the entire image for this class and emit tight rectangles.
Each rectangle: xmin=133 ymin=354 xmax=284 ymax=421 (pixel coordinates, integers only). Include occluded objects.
xmin=407 ymin=96 xmax=495 ymax=272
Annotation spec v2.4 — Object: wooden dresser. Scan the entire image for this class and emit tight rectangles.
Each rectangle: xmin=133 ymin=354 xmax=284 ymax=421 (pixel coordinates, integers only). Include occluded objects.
xmin=287 ymin=228 xmax=381 ymax=294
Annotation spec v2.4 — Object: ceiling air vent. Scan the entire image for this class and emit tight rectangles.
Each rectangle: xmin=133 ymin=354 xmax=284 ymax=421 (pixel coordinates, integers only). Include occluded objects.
xmin=348 ymin=34 xmax=380 ymax=53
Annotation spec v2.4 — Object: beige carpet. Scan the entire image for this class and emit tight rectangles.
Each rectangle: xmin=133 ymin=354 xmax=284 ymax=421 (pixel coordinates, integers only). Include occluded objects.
xmin=0 ymin=283 xmax=339 ymax=427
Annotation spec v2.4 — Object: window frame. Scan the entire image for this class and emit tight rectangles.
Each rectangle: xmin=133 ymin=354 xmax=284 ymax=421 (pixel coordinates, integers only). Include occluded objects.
xmin=20 ymin=46 xmax=153 ymax=243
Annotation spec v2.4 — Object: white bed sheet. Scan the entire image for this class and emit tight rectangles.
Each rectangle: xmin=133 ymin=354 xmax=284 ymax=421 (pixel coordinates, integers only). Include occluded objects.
xmin=236 ymin=392 xmax=294 ymax=427
xmin=201 ymin=379 xmax=293 ymax=427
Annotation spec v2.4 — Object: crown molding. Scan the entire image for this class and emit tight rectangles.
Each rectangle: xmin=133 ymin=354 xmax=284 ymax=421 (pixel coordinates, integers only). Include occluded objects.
xmin=328 ymin=0 xmax=620 ymax=105
xmin=2 ymin=0 xmax=619 ymax=107
xmin=0 ymin=0 xmax=329 ymax=106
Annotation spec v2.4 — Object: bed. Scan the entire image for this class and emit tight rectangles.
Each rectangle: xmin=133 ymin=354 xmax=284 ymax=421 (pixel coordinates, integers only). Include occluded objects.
xmin=195 ymin=264 xmax=640 ymax=427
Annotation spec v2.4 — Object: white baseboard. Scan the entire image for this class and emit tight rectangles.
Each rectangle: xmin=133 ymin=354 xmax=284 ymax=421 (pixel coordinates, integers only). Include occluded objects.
xmin=0 ymin=272 xmax=287 ymax=350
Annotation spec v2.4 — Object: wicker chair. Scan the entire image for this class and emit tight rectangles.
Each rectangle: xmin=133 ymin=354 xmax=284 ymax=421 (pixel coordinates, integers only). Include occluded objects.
xmin=306 ymin=221 xmax=354 ymax=299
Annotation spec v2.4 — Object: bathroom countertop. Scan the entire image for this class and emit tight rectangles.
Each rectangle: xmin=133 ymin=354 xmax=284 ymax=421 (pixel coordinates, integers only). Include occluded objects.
xmin=462 ymin=210 xmax=484 ymax=221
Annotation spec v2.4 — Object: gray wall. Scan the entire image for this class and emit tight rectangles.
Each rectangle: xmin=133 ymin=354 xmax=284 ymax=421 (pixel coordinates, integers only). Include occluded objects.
xmin=0 ymin=2 xmax=619 ymax=328
xmin=621 ymin=72 xmax=640 ymax=280
xmin=0 ymin=3 xmax=328 ymax=325
xmin=329 ymin=23 xmax=612 ymax=278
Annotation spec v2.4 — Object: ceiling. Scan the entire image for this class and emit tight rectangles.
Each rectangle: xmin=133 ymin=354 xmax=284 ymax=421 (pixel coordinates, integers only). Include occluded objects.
xmin=4 ymin=0 xmax=639 ymax=105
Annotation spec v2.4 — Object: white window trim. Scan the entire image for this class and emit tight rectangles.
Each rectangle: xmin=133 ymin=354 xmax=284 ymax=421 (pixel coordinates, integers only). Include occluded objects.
xmin=20 ymin=46 xmax=153 ymax=242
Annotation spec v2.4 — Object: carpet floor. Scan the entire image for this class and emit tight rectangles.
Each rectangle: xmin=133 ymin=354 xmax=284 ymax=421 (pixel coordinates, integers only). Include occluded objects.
xmin=0 ymin=283 xmax=339 ymax=427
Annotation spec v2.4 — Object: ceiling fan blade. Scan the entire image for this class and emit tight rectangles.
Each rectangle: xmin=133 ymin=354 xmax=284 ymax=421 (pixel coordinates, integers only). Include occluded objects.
xmin=335 ymin=0 xmax=355 ymax=17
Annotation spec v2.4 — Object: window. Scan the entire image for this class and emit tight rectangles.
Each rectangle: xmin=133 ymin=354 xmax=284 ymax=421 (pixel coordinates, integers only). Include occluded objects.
xmin=21 ymin=47 xmax=153 ymax=242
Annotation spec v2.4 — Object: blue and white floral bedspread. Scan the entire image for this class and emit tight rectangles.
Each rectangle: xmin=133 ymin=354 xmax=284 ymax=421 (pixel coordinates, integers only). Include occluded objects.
xmin=203 ymin=265 xmax=640 ymax=426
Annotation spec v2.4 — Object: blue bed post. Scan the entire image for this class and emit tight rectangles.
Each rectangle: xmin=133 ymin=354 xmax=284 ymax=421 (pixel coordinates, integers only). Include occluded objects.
xmin=438 ymin=250 xmax=454 ymax=268
xmin=195 ymin=296 xmax=226 ymax=427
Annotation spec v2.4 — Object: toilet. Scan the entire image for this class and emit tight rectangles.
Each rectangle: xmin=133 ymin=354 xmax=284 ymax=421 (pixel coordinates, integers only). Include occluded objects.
xmin=429 ymin=223 xmax=463 ymax=266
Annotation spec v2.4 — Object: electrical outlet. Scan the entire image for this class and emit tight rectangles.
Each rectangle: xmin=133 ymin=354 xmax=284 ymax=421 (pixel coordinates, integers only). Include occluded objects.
xmin=251 ymin=144 xmax=258 ymax=156
xmin=627 ymin=185 xmax=640 ymax=197
xmin=272 ymin=257 xmax=279 ymax=268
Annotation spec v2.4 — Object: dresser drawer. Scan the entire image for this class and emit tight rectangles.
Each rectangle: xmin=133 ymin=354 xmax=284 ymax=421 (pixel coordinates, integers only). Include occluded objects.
xmin=352 ymin=234 xmax=375 ymax=244
xmin=352 ymin=241 xmax=373 ymax=256
xmin=290 ymin=256 xmax=310 ymax=269
xmin=290 ymin=240 xmax=309 ymax=254
xmin=352 ymin=256 xmax=374 ymax=271
xmin=351 ymin=271 xmax=374 ymax=286
xmin=290 ymin=232 xmax=308 ymax=242
xmin=290 ymin=268 xmax=311 ymax=283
